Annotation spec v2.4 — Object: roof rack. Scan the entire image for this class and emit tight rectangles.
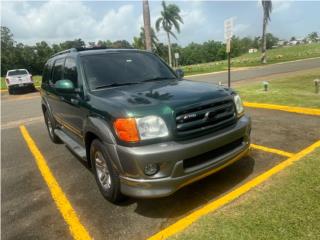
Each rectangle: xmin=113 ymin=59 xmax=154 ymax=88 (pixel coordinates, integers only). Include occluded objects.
xmin=76 ymin=47 xmax=108 ymax=51
xmin=51 ymin=47 xmax=109 ymax=57
xmin=52 ymin=48 xmax=77 ymax=57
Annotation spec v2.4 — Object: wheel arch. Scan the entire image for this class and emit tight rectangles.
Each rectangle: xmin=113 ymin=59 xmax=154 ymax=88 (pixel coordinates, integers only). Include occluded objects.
xmin=83 ymin=117 xmax=122 ymax=171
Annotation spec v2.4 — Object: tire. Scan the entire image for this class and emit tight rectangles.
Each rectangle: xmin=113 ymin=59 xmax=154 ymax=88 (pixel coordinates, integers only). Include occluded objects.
xmin=90 ymin=139 xmax=125 ymax=203
xmin=8 ymin=87 xmax=13 ymax=95
xmin=44 ymin=111 xmax=62 ymax=144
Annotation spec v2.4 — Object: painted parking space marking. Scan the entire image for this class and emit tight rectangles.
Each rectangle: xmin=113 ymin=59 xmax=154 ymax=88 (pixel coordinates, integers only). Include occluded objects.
xmin=19 ymin=125 xmax=92 ymax=240
xmin=244 ymin=102 xmax=320 ymax=116
xmin=148 ymin=140 xmax=320 ymax=240
xmin=250 ymin=143 xmax=294 ymax=157
xmin=2 ymin=116 xmax=43 ymax=129
xmin=20 ymin=122 xmax=310 ymax=239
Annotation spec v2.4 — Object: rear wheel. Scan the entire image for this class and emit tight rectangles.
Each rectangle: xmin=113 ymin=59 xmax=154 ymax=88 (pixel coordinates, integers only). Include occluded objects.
xmin=8 ymin=87 xmax=13 ymax=95
xmin=91 ymin=139 xmax=125 ymax=203
xmin=44 ymin=111 xmax=62 ymax=143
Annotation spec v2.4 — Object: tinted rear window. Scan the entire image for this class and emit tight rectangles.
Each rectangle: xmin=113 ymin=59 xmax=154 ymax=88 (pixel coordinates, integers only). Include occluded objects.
xmin=8 ymin=70 xmax=28 ymax=76
xmin=81 ymin=52 xmax=175 ymax=90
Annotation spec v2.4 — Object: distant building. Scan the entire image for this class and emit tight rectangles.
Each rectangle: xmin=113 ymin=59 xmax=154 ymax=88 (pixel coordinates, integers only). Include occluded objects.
xmin=277 ymin=40 xmax=286 ymax=46
xmin=248 ymin=48 xmax=258 ymax=54
xmin=289 ymin=40 xmax=299 ymax=45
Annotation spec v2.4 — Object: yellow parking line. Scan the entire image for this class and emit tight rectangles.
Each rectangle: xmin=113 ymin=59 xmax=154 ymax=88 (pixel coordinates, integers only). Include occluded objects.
xmin=19 ymin=125 xmax=92 ymax=240
xmin=148 ymin=140 xmax=320 ymax=240
xmin=250 ymin=143 xmax=294 ymax=157
xmin=244 ymin=102 xmax=320 ymax=116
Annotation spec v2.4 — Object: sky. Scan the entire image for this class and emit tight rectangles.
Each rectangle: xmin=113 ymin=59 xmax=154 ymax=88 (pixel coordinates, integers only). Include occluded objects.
xmin=1 ymin=0 xmax=320 ymax=46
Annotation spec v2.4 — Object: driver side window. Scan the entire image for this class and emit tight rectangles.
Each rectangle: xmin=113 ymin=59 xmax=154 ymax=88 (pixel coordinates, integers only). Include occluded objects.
xmin=64 ymin=58 xmax=78 ymax=87
xmin=51 ymin=58 xmax=65 ymax=84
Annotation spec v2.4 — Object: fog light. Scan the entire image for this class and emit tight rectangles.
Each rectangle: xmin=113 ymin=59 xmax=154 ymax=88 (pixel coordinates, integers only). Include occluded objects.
xmin=144 ymin=163 xmax=159 ymax=176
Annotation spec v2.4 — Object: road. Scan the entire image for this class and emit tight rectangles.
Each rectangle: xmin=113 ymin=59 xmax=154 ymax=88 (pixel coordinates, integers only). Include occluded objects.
xmin=2 ymin=59 xmax=320 ymax=240
xmin=187 ymin=57 xmax=320 ymax=84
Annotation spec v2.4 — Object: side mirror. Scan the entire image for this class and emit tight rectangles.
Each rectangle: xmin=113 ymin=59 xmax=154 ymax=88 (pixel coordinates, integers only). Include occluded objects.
xmin=55 ymin=79 xmax=75 ymax=93
xmin=175 ymin=69 xmax=184 ymax=79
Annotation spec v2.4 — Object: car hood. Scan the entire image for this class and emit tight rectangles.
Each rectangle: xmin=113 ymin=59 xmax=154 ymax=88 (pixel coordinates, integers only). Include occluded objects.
xmin=90 ymin=79 xmax=233 ymax=117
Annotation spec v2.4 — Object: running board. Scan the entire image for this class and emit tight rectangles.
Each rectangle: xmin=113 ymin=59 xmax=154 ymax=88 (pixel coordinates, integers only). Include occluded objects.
xmin=54 ymin=129 xmax=87 ymax=161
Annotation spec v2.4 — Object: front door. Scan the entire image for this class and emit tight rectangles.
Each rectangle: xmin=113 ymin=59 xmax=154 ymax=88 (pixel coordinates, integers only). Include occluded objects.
xmin=52 ymin=57 xmax=86 ymax=143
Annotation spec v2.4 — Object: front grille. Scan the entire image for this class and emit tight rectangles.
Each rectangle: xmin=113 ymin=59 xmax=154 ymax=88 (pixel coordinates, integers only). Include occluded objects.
xmin=183 ymin=138 xmax=244 ymax=170
xmin=175 ymin=98 xmax=236 ymax=136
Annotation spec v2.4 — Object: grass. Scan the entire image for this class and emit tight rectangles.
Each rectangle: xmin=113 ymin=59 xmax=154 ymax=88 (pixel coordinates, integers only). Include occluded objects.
xmin=1 ymin=75 xmax=42 ymax=90
xmin=235 ymin=69 xmax=320 ymax=108
xmin=171 ymin=149 xmax=320 ymax=240
xmin=183 ymin=43 xmax=320 ymax=75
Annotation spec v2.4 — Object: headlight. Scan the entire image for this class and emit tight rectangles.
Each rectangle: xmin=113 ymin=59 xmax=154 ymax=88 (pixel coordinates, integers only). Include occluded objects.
xmin=233 ymin=94 xmax=244 ymax=115
xmin=136 ymin=116 xmax=169 ymax=140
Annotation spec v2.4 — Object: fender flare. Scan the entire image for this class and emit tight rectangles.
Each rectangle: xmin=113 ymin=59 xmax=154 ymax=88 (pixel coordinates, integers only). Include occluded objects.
xmin=83 ymin=116 xmax=124 ymax=173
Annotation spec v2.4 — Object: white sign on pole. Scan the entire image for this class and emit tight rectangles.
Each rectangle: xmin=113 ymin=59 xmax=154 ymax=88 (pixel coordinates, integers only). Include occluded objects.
xmin=224 ymin=18 xmax=234 ymax=53
xmin=174 ymin=52 xmax=179 ymax=59
xmin=224 ymin=18 xmax=234 ymax=41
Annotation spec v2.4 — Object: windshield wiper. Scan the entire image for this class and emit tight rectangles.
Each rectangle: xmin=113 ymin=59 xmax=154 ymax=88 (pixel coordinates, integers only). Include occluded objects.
xmin=142 ymin=77 xmax=176 ymax=83
xmin=94 ymin=82 xmax=139 ymax=90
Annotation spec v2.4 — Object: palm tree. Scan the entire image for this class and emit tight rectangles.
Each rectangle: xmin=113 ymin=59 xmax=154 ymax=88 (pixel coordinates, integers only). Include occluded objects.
xmin=133 ymin=27 xmax=159 ymax=50
xmin=261 ymin=0 xmax=272 ymax=64
xmin=143 ymin=0 xmax=152 ymax=51
xmin=155 ymin=1 xmax=183 ymax=66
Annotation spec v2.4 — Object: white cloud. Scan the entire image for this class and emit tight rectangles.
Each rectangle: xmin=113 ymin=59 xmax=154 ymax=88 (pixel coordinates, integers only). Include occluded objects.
xmin=273 ymin=1 xmax=292 ymax=13
xmin=2 ymin=1 xmax=138 ymax=45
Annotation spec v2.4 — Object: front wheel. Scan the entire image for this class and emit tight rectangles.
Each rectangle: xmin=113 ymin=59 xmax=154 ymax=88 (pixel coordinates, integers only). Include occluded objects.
xmin=91 ymin=139 xmax=125 ymax=203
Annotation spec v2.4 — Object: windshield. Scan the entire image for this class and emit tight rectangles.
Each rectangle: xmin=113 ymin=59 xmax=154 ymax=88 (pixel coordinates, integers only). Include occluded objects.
xmin=8 ymin=70 xmax=28 ymax=76
xmin=81 ymin=52 xmax=176 ymax=90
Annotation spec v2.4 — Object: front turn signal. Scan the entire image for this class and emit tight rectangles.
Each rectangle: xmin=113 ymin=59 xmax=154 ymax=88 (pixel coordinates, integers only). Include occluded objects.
xmin=114 ymin=118 xmax=140 ymax=142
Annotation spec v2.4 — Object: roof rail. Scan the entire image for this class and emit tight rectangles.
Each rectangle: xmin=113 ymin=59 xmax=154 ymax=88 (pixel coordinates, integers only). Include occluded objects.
xmin=76 ymin=47 xmax=108 ymax=51
xmin=52 ymin=48 xmax=77 ymax=57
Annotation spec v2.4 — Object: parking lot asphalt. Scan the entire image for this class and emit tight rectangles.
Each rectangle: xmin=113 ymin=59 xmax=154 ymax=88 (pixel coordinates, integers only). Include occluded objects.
xmin=2 ymin=92 xmax=320 ymax=240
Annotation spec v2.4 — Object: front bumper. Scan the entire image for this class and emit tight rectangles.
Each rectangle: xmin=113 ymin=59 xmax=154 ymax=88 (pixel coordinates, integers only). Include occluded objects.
xmin=113 ymin=115 xmax=251 ymax=198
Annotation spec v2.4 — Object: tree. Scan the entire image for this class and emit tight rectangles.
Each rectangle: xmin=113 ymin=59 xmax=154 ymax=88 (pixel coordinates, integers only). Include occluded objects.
xmin=307 ymin=32 xmax=319 ymax=42
xmin=59 ymin=39 xmax=85 ymax=50
xmin=1 ymin=26 xmax=16 ymax=75
xmin=155 ymin=1 xmax=183 ymax=66
xmin=142 ymin=0 xmax=152 ymax=51
xmin=133 ymin=27 xmax=159 ymax=50
xmin=111 ymin=40 xmax=132 ymax=49
xmin=261 ymin=0 xmax=272 ymax=64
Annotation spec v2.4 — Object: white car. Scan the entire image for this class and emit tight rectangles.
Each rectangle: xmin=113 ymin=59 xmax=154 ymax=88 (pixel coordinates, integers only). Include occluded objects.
xmin=5 ymin=69 xmax=35 ymax=94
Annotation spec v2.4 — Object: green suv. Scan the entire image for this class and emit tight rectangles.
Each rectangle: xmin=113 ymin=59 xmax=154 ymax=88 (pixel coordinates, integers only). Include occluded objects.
xmin=41 ymin=48 xmax=251 ymax=203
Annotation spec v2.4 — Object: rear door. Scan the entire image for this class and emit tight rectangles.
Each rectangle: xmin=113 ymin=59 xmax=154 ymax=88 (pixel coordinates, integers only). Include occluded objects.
xmin=47 ymin=58 xmax=65 ymax=122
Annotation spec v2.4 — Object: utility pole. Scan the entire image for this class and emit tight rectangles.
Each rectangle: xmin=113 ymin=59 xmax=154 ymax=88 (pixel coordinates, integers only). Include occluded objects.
xmin=143 ymin=0 xmax=152 ymax=51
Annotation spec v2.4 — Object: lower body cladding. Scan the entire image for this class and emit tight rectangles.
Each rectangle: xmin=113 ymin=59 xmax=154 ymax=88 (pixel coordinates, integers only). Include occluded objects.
xmin=110 ymin=116 xmax=251 ymax=198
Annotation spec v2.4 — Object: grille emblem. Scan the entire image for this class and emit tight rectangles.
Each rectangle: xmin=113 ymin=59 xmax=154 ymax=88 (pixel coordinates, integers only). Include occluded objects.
xmin=204 ymin=111 xmax=215 ymax=121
